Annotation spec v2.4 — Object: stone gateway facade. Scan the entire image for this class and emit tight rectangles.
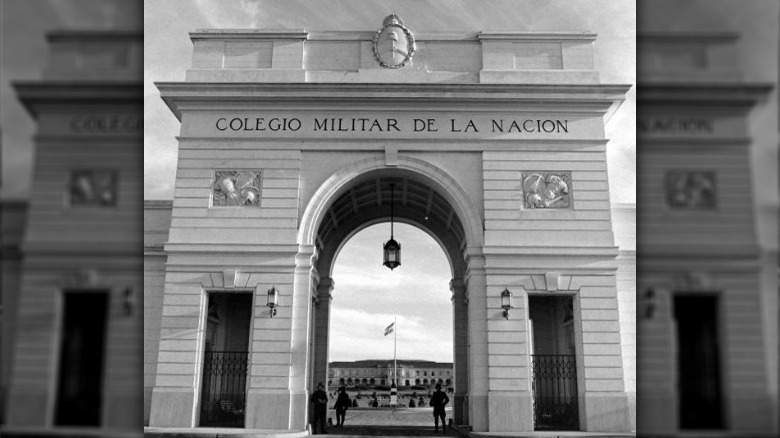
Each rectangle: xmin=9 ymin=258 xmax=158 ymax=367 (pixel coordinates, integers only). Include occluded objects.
xmin=144 ymin=19 xmax=633 ymax=433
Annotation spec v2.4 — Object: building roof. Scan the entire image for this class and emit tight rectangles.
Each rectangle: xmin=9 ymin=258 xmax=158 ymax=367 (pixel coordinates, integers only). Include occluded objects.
xmin=329 ymin=359 xmax=452 ymax=368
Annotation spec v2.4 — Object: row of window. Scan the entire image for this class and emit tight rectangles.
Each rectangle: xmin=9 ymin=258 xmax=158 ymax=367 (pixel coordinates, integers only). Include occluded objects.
xmin=329 ymin=378 xmax=452 ymax=387
xmin=331 ymin=369 xmax=450 ymax=377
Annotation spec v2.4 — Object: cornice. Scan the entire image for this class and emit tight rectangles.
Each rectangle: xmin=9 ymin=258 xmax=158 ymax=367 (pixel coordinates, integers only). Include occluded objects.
xmin=637 ymin=82 xmax=774 ymax=107
xmin=637 ymin=32 xmax=740 ymax=42
xmin=144 ymin=200 xmax=173 ymax=210
xmin=156 ymin=82 xmax=632 ymax=121
xmin=46 ymin=30 xmax=142 ymax=41
xmin=13 ymin=81 xmax=142 ymax=118
xmin=191 ymin=29 xmax=308 ymax=40
xmin=478 ymin=31 xmax=597 ymax=41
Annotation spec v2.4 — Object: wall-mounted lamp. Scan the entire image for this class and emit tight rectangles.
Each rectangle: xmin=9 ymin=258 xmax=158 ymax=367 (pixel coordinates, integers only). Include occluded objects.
xmin=501 ymin=288 xmax=512 ymax=319
xmin=641 ymin=288 xmax=655 ymax=319
xmin=123 ymin=287 xmax=135 ymax=316
xmin=267 ymin=286 xmax=279 ymax=317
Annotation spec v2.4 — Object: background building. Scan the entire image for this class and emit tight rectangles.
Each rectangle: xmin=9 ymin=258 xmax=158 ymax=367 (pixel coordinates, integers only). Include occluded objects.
xmin=328 ymin=360 xmax=454 ymax=388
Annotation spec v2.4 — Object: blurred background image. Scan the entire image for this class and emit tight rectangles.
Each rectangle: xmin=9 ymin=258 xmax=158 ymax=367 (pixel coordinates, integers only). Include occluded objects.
xmin=636 ymin=0 xmax=778 ymax=436
xmin=0 ymin=0 xmax=777 ymax=437
xmin=1 ymin=0 xmax=143 ymax=436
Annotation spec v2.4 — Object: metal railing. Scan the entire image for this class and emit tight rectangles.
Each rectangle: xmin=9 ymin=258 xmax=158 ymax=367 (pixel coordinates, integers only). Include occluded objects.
xmin=199 ymin=350 xmax=249 ymax=427
xmin=531 ymin=354 xmax=579 ymax=431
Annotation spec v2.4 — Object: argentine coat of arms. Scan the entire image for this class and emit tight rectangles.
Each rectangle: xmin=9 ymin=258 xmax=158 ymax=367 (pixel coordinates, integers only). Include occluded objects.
xmin=373 ymin=14 xmax=416 ymax=68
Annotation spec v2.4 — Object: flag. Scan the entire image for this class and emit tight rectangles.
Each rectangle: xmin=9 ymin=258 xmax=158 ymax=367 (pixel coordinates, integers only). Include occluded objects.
xmin=384 ymin=322 xmax=394 ymax=336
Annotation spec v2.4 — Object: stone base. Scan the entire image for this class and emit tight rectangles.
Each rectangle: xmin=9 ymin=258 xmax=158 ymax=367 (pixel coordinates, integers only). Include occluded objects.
xmin=144 ymin=386 xmax=153 ymax=426
xmin=245 ymin=389 xmax=291 ymax=430
xmin=149 ymin=387 xmax=196 ymax=427
xmin=488 ymin=391 xmax=534 ymax=432
xmin=626 ymin=391 xmax=636 ymax=431
xmin=636 ymin=389 xmax=676 ymax=435
xmin=583 ymin=392 xmax=631 ymax=432
xmin=6 ymin=390 xmax=49 ymax=426
xmin=468 ymin=393 xmax=488 ymax=432
xmin=105 ymin=392 xmax=143 ymax=428
xmin=453 ymin=393 xmax=467 ymax=425
xmin=289 ymin=390 xmax=309 ymax=430
xmin=729 ymin=392 xmax=776 ymax=434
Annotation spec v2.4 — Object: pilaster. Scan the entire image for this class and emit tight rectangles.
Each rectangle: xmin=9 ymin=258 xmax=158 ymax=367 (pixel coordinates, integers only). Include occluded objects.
xmin=286 ymin=246 xmax=316 ymax=430
xmin=313 ymin=278 xmax=334 ymax=391
xmin=450 ymin=278 xmax=469 ymax=425
xmin=465 ymin=249 xmax=489 ymax=432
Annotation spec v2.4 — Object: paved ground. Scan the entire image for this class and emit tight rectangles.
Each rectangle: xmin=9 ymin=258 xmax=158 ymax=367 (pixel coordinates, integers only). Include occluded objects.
xmin=143 ymin=408 xmax=640 ymax=438
xmin=315 ymin=407 xmax=453 ymax=436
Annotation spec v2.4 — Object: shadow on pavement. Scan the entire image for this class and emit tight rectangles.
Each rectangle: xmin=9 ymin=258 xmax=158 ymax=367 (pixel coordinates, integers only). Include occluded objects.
xmin=318 ymin=425 xmax=451 ymax=436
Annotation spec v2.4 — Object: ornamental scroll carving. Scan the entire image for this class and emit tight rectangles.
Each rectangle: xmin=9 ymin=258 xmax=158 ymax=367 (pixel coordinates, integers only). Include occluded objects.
xmin=212 ymin=170 xmax=261 ymax=207
xmin=69 ymin=169 xmax=117 ymax=206
xmin=665 ymin=171 xmax=716 ymax=209
xmin=522 ymin=172 xmax=571 ymax=209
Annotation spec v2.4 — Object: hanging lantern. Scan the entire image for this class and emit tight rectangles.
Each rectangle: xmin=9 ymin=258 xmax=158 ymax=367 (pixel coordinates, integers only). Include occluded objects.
xmin=383 ymin=182 xmax=401 ymax=270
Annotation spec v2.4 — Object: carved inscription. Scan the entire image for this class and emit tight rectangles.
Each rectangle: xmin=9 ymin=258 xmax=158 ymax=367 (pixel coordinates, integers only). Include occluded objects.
xmin=522 ymin=172 xmax=571 ymax=209
xmin=638 ymin=117 xmax=714 ymax=135
xmin=212 ymin=170 xmax=262 ymax=207
xmin=214 ymin=116 xmax=569 ymax=134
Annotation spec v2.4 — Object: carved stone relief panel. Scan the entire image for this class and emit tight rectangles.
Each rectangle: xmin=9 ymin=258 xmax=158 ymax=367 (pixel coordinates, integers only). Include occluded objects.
xmin=522 ymin=172 xmax=571 ymax=209
xmin=212 ymin=170 xmax=262 ymax=207
xmin=69 ymin=169 xmax=117 ymax=206
xmin=665 ymin=171 xmax=716 ymax=209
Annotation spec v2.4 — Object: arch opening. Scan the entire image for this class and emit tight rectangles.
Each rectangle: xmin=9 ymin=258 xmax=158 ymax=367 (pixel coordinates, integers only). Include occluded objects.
xmin=305 ymin=167 xmax=472 ymax=429
xmin=327 ymin=223 xmax=455 ymax=426
xmin=312 ymin=170 xmax=471 ymax=280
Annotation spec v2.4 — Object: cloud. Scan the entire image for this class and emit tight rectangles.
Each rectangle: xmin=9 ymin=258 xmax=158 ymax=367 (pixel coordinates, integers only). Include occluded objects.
xmin=329 ymin=224 xmax=454 ymax=362
xmin=329 ymin=308 xmax=453 ymax=362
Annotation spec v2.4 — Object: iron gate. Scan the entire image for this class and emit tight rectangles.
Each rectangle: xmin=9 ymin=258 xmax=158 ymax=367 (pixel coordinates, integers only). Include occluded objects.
xmin=199 ymin=351 xmax=248 ymax=427
xmin=531 ymin=354 xmax=579 ymax=430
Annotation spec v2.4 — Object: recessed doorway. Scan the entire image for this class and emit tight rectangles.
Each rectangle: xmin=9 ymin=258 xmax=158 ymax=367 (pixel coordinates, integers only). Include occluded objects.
xmin=199 ymin=292 xmax=252 ymax=427
xmin=674 ymin=294 xmax=723 ymax=429
xmin=55 ymin=291 xmax=109 ymax=426
xmin=528 ymin=294 xmax=579 ymax=431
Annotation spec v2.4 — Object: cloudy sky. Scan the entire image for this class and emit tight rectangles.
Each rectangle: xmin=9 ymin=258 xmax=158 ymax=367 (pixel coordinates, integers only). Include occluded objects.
xmin=330 ymin=223 xmax=453 ymax=362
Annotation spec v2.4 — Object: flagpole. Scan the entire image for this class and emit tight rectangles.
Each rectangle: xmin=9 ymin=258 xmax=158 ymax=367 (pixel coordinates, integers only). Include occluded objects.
xmin=393 ymin=316 xmax=397 ymax=387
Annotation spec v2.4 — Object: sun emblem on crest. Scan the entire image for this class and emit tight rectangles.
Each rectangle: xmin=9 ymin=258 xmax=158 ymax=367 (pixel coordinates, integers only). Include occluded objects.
xmin=373 ymin=14 xmax=416 ymax=69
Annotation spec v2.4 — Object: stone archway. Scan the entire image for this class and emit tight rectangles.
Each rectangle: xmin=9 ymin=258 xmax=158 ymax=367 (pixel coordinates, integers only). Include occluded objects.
xmin=147 ymin=26 xmax=633 ymax=433
xmin=295 ymin=160 xmax=484 ymax=428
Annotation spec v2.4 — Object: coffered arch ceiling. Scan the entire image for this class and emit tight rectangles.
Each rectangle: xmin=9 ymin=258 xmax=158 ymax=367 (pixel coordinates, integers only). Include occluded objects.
xmin=314 ymin=169 xmax=468 ymax=279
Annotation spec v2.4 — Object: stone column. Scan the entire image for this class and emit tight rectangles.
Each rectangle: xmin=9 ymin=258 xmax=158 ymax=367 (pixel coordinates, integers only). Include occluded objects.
xmin=313 ymin=278 xmax=334 ymax=390
xmin=450 ymin=278 xmax=469 ymax=425
xmin=465 ymin=249 xmax=489 ymax=431
xmin=287 ymin=246 xmax=316 ymax=430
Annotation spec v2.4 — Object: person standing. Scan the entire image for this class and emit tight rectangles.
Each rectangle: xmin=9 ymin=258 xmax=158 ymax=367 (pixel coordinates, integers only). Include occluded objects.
xmin=334 ymin=386 xmax=350 ymax=427
xmin=430 ymin=383 xmax=450 ymax=433
xmin=310 ymin=382 xmax=329 ymax=434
